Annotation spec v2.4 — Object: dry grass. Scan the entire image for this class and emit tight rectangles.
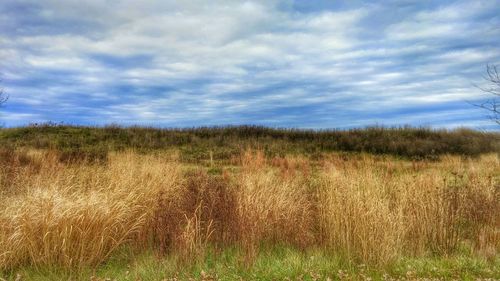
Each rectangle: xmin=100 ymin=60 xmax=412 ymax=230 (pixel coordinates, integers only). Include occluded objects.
xmin=0 ymin=148 xmax=498 ymax=271
xmin=319 ymin=165 xmax=405 ymax=264
xmin=0 ymin=150 xmax=182 ymax=270
xmin=319 ymin=153 xmax=499 ymax=264
xmin=235 ymin=150 xmax=316 ymax=264
xmin=152 ymin=169 xmax=238 ymax=261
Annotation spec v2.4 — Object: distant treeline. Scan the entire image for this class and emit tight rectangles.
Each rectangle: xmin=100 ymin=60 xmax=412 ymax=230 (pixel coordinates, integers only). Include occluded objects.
xmin=0 ymin=124 xmax=498 ymax=161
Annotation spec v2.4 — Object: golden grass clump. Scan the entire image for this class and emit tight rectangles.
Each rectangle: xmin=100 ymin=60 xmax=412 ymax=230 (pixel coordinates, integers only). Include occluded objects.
xmin=235 ymin=150 xmax=316 ymax=263
xmin=319 ymin=165 xmax=404 ymax=265
xmin=0 ymin=151 xmax=182 ymax=270
xmin=0 ymin=188 xmax=147 ymax=269
xmin=318 ymin=154 xmax=499 ymax=264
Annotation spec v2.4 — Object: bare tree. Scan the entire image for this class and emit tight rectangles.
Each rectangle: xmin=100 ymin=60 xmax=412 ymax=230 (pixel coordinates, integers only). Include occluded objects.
xmin=0 ymin=89 xmax=7 ymax=107
xmin=474 ymin=64 xmax=500 ymax=125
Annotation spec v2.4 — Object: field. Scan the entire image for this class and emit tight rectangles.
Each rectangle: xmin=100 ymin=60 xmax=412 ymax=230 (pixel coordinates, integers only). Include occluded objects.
xmin=0 ymin=125 xmax=499 ymax=280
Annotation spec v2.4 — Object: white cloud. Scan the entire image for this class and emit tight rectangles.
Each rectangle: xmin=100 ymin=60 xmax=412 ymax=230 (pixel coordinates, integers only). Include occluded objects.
xmin=0 ymin=0 xmax=499 ymax=129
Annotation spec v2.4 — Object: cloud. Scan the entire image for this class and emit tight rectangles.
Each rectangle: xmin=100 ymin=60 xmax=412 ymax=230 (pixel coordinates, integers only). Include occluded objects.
xmin=0 ymin=0 xmax=499 ymax=129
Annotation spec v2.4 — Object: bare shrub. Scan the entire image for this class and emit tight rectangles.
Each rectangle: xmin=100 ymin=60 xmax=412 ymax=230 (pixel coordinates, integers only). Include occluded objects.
xmin=152 ymin=170 xmax=238 ymax=259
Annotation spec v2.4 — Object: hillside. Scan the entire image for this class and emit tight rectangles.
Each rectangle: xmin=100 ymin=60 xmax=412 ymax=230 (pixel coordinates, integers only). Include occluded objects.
xmin=1 ymin=125 xmax=498 ymax=162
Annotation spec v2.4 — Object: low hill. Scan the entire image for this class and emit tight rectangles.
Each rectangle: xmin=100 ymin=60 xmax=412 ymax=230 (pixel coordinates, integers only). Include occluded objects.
xmin=0 ymin=124 xmax=498 ymax=160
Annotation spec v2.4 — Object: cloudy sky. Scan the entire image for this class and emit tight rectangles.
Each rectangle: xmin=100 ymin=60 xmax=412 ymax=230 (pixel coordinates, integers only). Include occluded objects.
xmin=1 ymin=0 xmax=499 ymax=129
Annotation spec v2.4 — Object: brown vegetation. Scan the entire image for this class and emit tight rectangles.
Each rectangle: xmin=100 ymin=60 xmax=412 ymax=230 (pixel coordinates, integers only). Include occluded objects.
xmin=0 ymin=148 xmax=498 ymax=271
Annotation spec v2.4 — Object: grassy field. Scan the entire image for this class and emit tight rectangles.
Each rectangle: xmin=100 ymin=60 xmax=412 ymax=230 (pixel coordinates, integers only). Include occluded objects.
xmin=0 ymin=126 xmax=499 ymax=280
xmin=1 ymin=124 xmax=498 ymax=160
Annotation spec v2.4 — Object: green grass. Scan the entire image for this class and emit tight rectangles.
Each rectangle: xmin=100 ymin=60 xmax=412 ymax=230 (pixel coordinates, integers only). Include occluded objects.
xmin=2 ymin=247 xmax=498 ymax=280
xmin=1 ymin=124 xmax=498 ymax=161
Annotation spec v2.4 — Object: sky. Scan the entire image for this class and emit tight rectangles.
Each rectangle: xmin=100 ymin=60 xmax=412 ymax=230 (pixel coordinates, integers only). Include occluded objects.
xmin=1 ymin=0 xmax=499 ymax=130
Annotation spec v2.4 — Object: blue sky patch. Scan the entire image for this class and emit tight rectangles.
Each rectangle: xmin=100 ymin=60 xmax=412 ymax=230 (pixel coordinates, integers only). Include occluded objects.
xmin=0 ymin=0 xmax=499 ymax=130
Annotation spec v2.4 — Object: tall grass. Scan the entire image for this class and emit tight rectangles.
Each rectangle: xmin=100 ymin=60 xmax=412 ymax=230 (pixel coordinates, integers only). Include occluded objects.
xmin=235 ymin=150 xmax=316 ymax=263
xmin=0 ymin=150 xmax=182 ymax=270
xmin=319 ymin=154 xmax=499 ymax=264
xmin=0 ymin=148 xmax=498 ymax=272
xmin=319 ymin=165 xmax=404 ymax=264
